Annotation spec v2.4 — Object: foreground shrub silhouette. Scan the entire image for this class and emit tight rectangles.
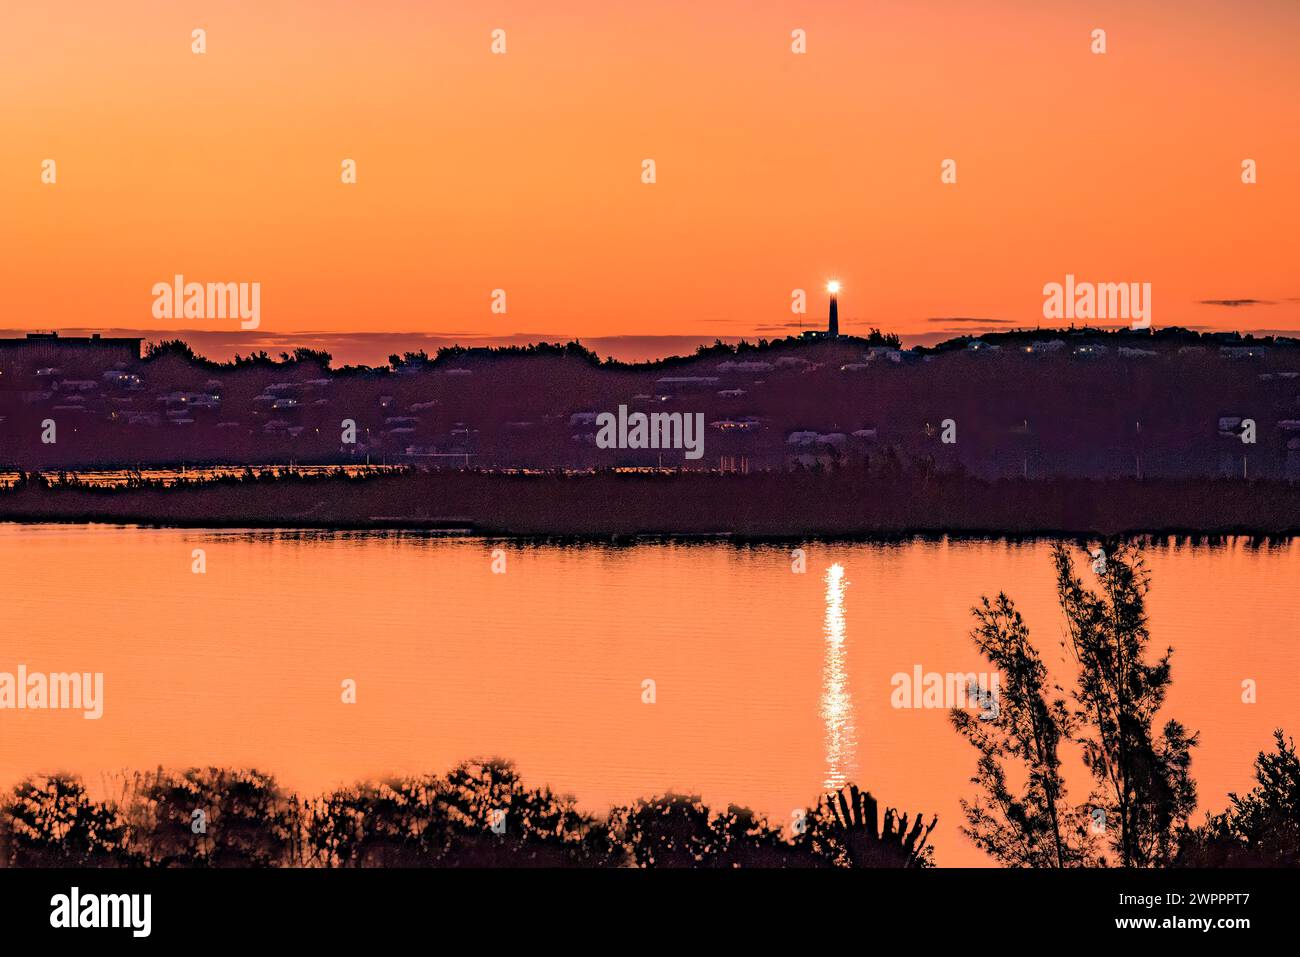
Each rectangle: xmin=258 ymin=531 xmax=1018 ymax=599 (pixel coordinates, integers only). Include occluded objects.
xmin=607 ymin=795 xmax=817 ymax=867
xmin=1 ymin=764 xmax=932 ymax=867
xmin=300 ymin=760 xmax=612 ymax=867
xmin=299 ymin=780 xmax=434 ymax=867
xmin=119 ymin=767 xmax=294 ymax=867
xmin=1177 ymin=730 xmax=1300 ymax=867
xmin=0 ymin=776 xmax=132 ymax=867
xmin=796 ymin=784 xmax=937 ymax=867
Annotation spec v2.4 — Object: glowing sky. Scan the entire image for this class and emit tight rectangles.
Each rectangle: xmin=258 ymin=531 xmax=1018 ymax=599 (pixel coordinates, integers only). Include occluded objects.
xmin=2 ymin=0 xmax=1298 ymax=348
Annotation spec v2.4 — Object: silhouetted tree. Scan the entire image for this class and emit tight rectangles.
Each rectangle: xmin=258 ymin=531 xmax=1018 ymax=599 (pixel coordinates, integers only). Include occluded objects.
xmin=287 ymin=347 xmax=332 ymax=368
xmin=389 ymin=350 xmax=430 ymax=370
xmin=231 ymin=350 xmax=275 ymax=368
xmin=1054 ymin=543 xmax=1198 ymax=866
xmin=951 ymin=595 xmax=1098 ymax=867
xmin=143 ymin=339 xmax=200 ymax=363
xmin=863 ymin=328 xmax=903 ymax=348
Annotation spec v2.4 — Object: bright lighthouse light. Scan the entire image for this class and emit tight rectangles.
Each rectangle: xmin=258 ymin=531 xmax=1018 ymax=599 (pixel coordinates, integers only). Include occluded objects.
xmin=827 ymin=281 xmax=841 ymax=294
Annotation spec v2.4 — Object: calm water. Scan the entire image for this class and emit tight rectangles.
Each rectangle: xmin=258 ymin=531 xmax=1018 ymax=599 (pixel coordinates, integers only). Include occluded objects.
xmin=2 ymin=526 xmax=1297 ymax=866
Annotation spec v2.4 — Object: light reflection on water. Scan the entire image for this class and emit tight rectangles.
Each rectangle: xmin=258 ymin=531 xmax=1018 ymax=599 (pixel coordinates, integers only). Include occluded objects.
xmin=820 ymin=562 xmax=856 ymax=790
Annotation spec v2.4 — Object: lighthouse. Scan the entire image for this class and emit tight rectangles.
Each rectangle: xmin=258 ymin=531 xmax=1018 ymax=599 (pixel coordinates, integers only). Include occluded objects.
xmin=826 ymin=281 xmax=840 ymax=337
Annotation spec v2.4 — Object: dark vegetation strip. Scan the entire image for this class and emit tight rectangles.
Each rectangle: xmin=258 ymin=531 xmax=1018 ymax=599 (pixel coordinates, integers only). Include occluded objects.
xmin=0 ymin=765 xmax=934 ymax=869
xmin=1 ymin=731 xmax=1292 ymax=868
xmin=3 ymin=467 xmax=1300 ymax=537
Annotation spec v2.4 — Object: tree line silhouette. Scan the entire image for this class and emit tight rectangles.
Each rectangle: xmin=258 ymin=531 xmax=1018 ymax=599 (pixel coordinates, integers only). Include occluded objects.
xmin=2 ymin=725 xmax=1292 ymax=868
xmin=0 ymin=767 xmax=935 ymax=868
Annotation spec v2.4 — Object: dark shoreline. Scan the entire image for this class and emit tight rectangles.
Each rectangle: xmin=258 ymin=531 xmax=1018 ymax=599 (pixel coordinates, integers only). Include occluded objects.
xmin=3 ymin=517 xmax=1299 ymax=548
xmin=4 ymin=468 xmax=1300 ymax=540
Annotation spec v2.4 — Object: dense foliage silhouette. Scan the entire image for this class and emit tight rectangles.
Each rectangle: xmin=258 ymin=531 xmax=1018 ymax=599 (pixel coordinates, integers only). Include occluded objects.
xmin=0 ymin=761 xmax=935 ymax=869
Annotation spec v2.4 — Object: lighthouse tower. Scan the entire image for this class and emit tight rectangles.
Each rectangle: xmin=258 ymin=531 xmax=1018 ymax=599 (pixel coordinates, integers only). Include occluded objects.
xmin=827 ymin=281 xmax=840 ymax=337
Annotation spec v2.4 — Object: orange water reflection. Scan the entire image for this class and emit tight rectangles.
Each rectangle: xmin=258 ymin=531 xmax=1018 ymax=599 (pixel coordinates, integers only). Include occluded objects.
xmin=1 ymin=527 xmax=1296 ymax=866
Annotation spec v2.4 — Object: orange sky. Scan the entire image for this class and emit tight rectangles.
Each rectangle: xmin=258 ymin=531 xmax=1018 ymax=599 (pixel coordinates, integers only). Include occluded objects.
xmin=2 ymin=0 xmax=1298 ymax=347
